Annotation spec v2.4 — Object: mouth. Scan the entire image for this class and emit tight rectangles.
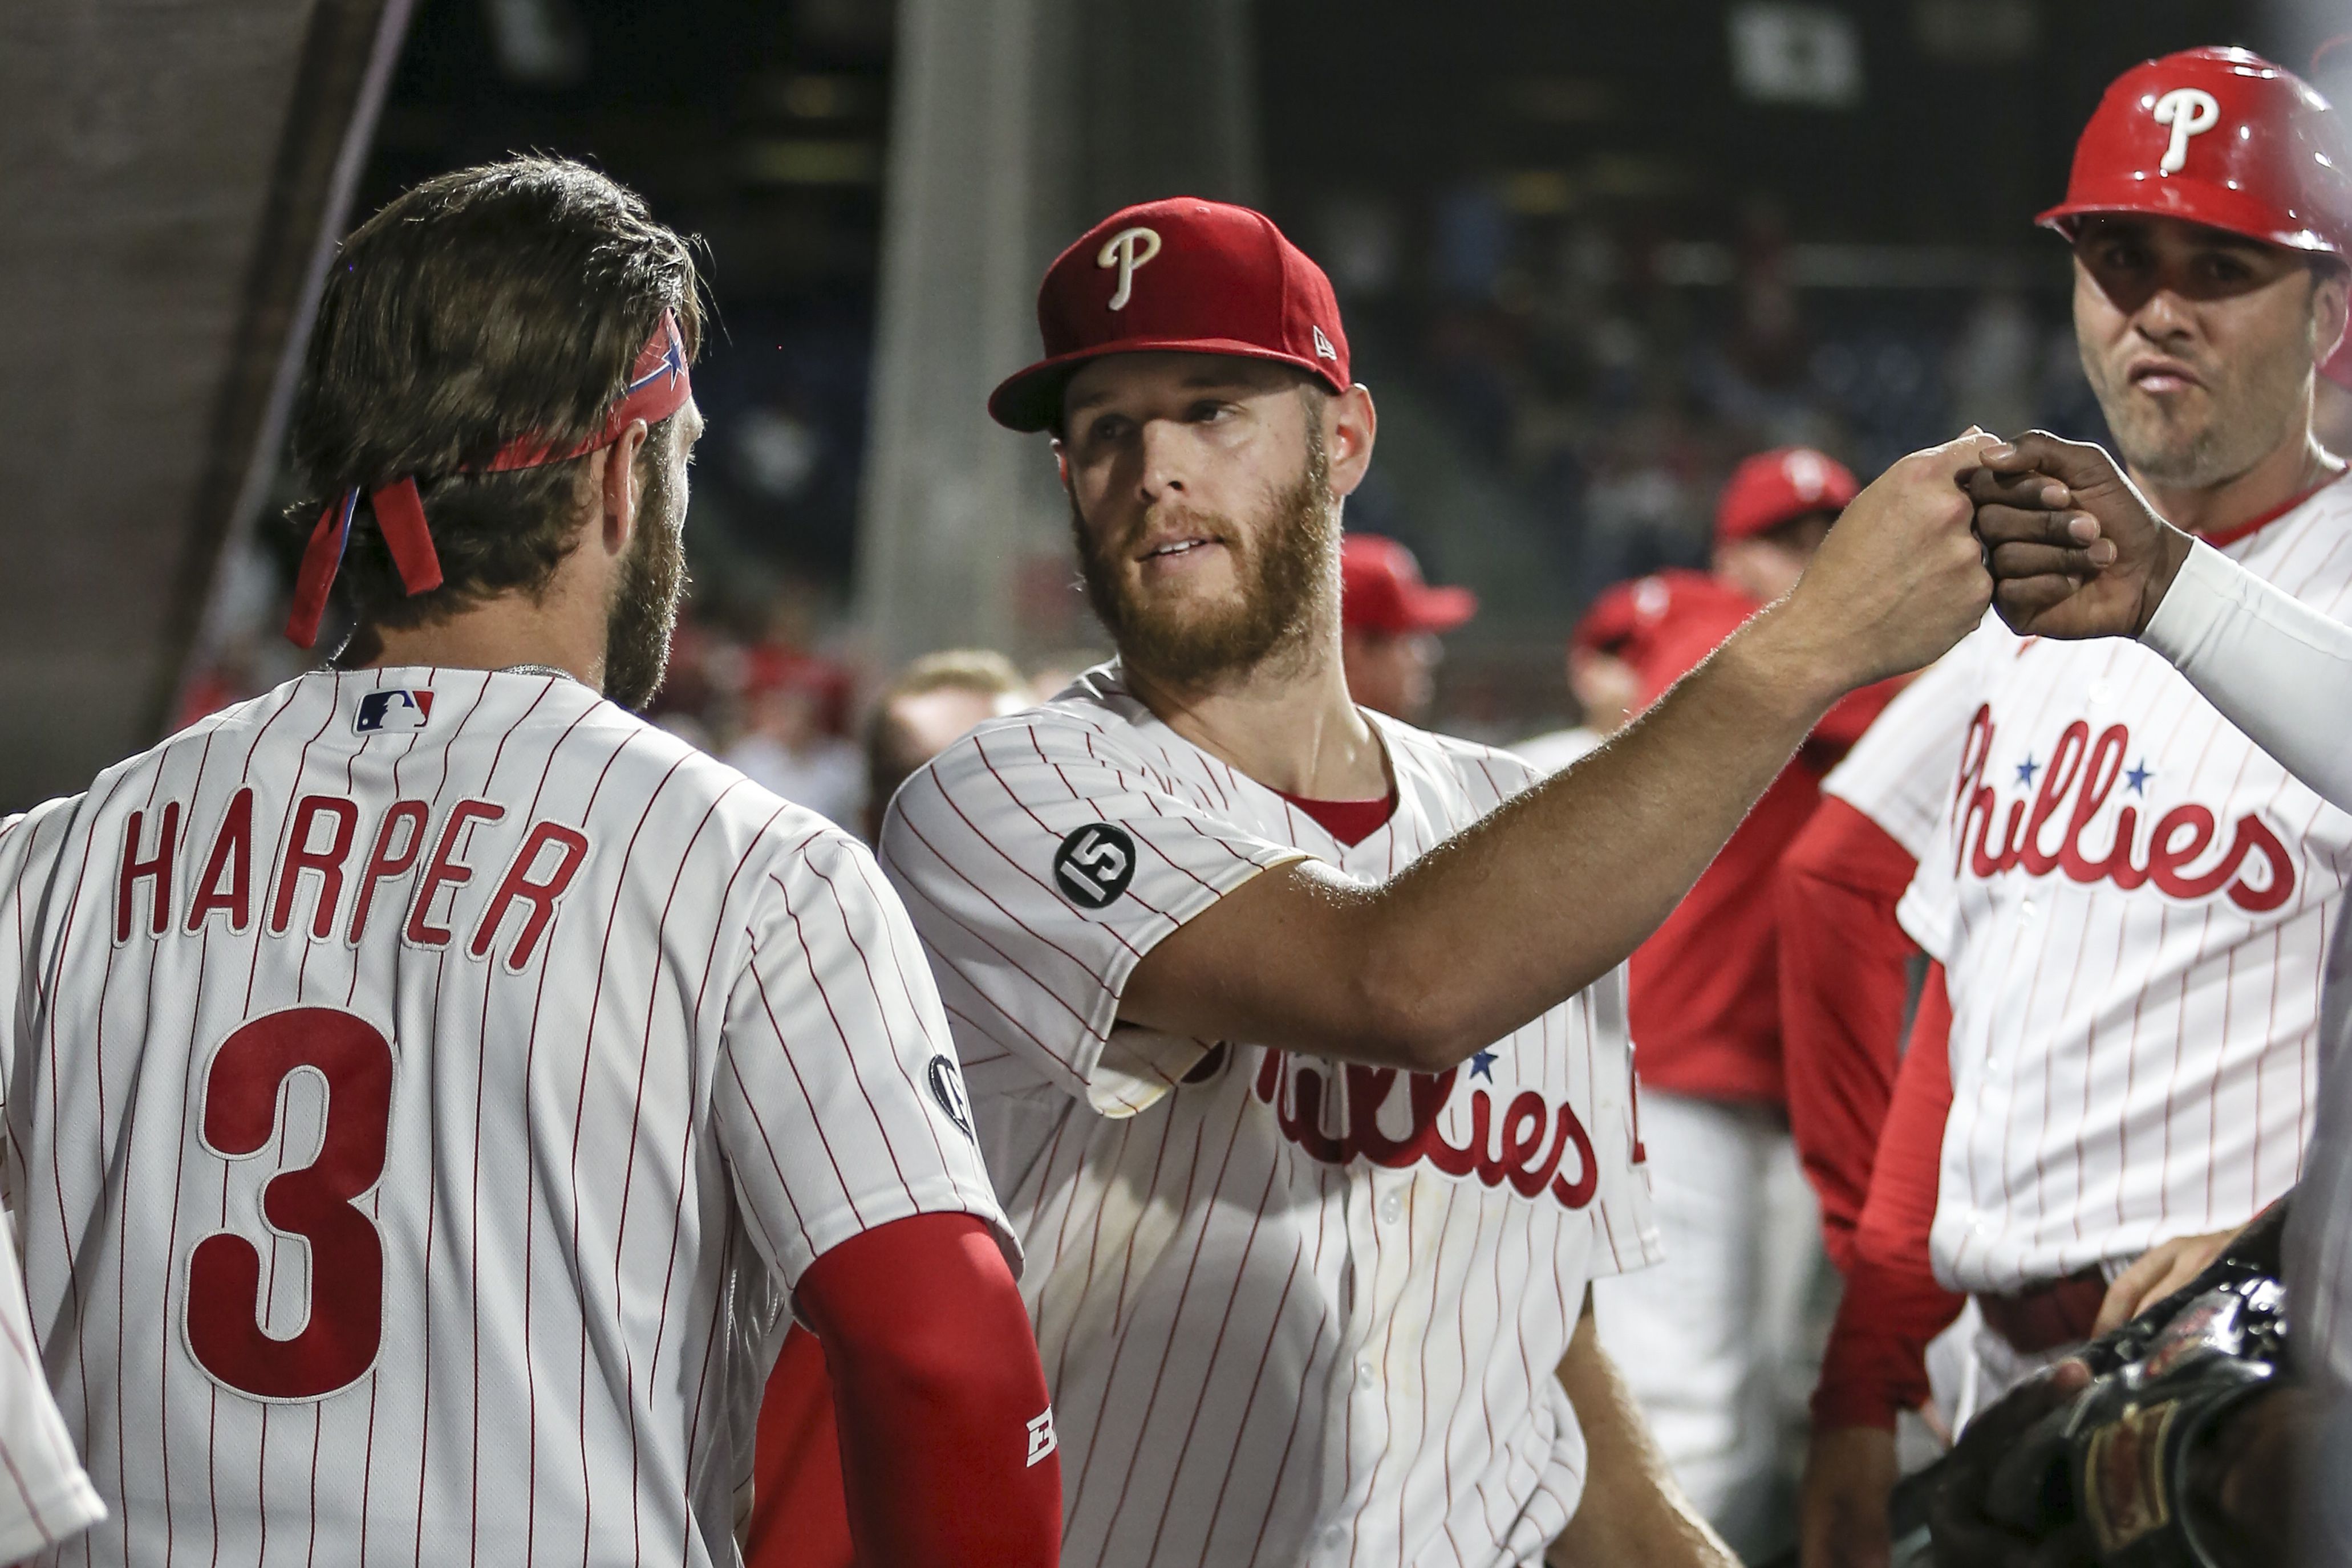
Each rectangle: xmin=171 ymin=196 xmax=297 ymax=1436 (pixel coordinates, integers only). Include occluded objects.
xmin=2126 ymin=357 xmax=2204 ymax=395
xmin=1136 ymin=534 xmax=1224 ymax=564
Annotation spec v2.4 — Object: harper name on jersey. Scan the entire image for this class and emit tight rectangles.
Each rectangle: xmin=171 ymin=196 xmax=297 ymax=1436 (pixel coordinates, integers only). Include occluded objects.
xmin=878 ymin=666 xmax=1658 ymax=1568
xmin=1898 ymin=476 xmax=2352 ymax=1295
xmin=0 ymin=666 xmax=1006 ymax=1568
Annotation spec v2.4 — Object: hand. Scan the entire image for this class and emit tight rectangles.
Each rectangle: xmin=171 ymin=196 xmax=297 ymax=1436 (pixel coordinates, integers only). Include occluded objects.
xmin=1800 ymin=1424 xmax=1897 ymax=1568
xmin=1964 ymin=431 xmax=2195 ymax=640
xmin=2092 ymin=1228 xmax=2240 ymax=1335
xmin=1926 ymin=1359 xmax=2095 ymax=1567
xmin=1779 ymin=432 xmax=1997 ymax=689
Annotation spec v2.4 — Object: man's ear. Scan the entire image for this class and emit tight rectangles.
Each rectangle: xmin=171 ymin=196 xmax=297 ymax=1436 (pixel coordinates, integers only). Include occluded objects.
xmin=600 ymin=419 xmax=652 ymax=556
xmin=2313 ymin=264 xmax=2350 ymax=369
xmin=1325 ymin=383 xmax=1378 ymax=500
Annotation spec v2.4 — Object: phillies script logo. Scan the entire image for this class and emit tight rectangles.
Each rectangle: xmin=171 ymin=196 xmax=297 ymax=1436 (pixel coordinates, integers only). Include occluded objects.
xmin=1250 ymin=1052 xmax=1602 ymax=1209
xmin=1952 ymin=706 xmax=2293 ymax=912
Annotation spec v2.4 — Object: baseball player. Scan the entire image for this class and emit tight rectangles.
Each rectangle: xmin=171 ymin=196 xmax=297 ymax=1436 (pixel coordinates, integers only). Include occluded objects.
xmin=1788 ymin=46 xmax=2352 ymax=1568
xmin=1556 ymin=452 xmax=1902 ymax=1552
xmin=0 ymin=157 xmax=1060 ymax=1566
xmin=875 ymin=194 xmax=1993 ymax=1567
xmin=1336 ymin=534 xmax=1477 ymax=724
xmin=1921 ymin=429 xmax=2352 ymax=1566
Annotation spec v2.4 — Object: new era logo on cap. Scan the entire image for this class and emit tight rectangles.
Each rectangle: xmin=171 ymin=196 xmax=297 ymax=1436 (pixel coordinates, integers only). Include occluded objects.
xmin=355 ymin=689 xmax=435 ymax=734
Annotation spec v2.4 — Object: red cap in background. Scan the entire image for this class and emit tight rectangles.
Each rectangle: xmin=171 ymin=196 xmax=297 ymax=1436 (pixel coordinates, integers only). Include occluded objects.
xmin=1340 ymin=535 xmax=1477 ymax=636
xmin=1571 ymin=569 xmax=1754 ymax=657
xmin=988 ymin=197 xmax=1352 ymax=433
xmin=1715 ymin=447 xmax=1860 ymax=543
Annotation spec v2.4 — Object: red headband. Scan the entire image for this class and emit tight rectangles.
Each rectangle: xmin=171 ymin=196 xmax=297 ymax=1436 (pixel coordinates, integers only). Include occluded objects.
xmin=285 ymin=307 xmax=693 ymax=648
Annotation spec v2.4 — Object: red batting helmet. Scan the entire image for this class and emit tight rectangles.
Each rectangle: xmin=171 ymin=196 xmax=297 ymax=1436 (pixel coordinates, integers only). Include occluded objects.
xmin=2038 ymin=47 xmax=2351 ymax=259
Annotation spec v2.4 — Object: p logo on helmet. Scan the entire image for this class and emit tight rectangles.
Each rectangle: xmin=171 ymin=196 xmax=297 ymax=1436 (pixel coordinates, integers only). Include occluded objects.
xmin=2151 ymin=87 xmax=2220 ymax=174
xmin=1097 ymin=226 xmax=1161 ymax=311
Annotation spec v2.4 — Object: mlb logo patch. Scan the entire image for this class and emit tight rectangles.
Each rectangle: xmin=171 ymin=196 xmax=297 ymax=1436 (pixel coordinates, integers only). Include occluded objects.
xmin=355 ymin=688 xmax=435 ymax=734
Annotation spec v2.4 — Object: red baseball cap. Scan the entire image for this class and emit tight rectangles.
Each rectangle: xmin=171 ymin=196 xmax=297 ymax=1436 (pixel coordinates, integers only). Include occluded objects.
xmin=1340 ymin=535 xmax=1477 ymax=636
xmin=987 ymin=197 xmax=1352 ymax=433
xmin=1571 ymin=570 xmax=1751 ymax=655
xmin=1715 ymin=447 xmax=1860 ymax=544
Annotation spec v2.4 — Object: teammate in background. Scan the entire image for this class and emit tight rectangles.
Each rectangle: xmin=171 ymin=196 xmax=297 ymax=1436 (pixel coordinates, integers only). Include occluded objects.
xmin=1336 ymin=533 xmax=1476 ymax=723
xmin=858 ymin=648 xmax=1032 ymax=841
xmin=879 ymin=194 xmax=1992 ymax=1567
xmin=1792 ymin=48 xmax=2352 ymax=1568
xmin=1516 ymin=575 xmax=1702 ymax=770
xmin=0 ymin=159 xmax=1059 ymax=1567
xmin=1521 ymin=452 xmax=1898 ymax=1555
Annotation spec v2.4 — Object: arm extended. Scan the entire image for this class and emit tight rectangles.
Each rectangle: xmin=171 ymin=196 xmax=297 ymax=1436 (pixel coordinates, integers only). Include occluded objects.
xmin=1124 ymin=439 xmax=1996 ymax=1072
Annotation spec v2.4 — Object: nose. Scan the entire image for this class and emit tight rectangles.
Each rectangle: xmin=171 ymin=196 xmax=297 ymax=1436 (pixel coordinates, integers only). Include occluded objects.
xmin=2132 ymin=281 xmax=2196 ymax=346
xmin=1136 ymin=419 xmax=1191 ymax=505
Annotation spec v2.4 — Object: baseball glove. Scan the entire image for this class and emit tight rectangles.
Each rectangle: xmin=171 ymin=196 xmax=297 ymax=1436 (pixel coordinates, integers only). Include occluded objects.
xmin=1925 ymin=1199 xmax=2289 ymax=1567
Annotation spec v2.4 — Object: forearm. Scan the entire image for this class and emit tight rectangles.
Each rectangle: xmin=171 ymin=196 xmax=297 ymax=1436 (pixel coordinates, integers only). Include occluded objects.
xmin=1547 ymin=1296 xmax=1737 ymax=1568
xmin=2140 ymin=538 xmax=2352 ymax=813
xmin=798 ymin=1215 xmax=1060 ymax=1568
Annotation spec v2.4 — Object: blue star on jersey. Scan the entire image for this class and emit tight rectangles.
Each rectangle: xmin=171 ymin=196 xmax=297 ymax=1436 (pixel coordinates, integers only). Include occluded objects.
xmin=2126 ymin=759 xmax=2152 ymax=795
xmin=2016 ymin=754 xmax=2039 ymax=787
xmin=1469 ymin=1050 xmax=1498 ymax=1080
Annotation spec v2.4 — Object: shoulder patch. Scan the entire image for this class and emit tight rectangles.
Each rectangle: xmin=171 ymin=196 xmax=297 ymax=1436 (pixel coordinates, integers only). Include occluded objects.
xmin=1052 ymin=823 xmax=1136 ymax=910
xmin=926 ymin=1054 xmax=975 ymax=1138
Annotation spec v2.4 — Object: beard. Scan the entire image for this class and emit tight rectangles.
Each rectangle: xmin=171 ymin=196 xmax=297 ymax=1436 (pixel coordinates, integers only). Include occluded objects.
xmin=1072 ymin=428 xmax=1338 ymax=692
xmin=602 ymin=434 xmax=689 ymax=711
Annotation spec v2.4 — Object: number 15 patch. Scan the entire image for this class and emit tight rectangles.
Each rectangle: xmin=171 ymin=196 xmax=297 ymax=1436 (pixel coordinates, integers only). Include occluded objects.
xmin=1053 ymin=823 xmax=1136 ymax=910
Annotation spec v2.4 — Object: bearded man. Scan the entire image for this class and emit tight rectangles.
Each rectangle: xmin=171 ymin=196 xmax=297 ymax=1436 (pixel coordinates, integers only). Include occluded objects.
xmin=0 ymin=158 xmax=1060 ymax=1567
xmin=874 ymin=197 xmax=1994 ymax=1567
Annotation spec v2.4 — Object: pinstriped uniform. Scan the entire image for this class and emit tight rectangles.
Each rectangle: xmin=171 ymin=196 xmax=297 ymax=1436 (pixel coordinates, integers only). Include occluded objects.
xmin=0 ymin=665 xmax=1007 ymax=1567
xmin=879 ymin=665 xmax=1660 ymax=1568
xmin=1876 ymin=481 xmax=2352 ymax=1293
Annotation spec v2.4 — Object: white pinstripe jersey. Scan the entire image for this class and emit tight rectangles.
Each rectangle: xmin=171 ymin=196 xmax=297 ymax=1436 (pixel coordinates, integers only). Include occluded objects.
xmin=1879 ymin=479 xmax=2352 ymax=1293
xmin=0 ymin=665 xmax=1009 ymax=1567
xmin=878 ymin=665 xmax=1660 ymax=1568
xmin=0 ymin=1210 xmax=102 ymax=1559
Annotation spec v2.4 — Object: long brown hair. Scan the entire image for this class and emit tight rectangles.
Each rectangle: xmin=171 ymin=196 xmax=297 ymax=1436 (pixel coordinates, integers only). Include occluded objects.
xmin=286 ymin=156 xmax=704 ymax=631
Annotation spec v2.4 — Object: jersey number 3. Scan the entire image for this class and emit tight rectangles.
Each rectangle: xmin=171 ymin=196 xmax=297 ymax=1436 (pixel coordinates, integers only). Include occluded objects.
xmin=184 ymin=1008 xmax=394 ymax=1401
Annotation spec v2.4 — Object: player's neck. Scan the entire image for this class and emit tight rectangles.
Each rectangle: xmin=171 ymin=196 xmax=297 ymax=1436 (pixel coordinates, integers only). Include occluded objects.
xmin=2129 ymin=418 xmax=2342 ymax=538
xmin=1124 ymin=636 xmax=1388 ymax=801
xmin=344 ymin=578 xmax=610 ymax=693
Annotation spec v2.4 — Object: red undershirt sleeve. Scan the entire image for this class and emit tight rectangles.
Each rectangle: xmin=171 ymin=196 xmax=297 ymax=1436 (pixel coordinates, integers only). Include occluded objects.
xmin=1811 ymin=966 xmax=1966 ymax=1429
xmin=780 ymin=1212 xmax=1061 ymax=1568
xmin=1778 ymin=796 xmax=1922 ymax=1273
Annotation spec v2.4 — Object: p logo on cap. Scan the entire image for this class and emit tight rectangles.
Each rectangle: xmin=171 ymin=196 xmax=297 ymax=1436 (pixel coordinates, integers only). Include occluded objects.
xmin=1098 ymin=226 xmax=1162 ymax=311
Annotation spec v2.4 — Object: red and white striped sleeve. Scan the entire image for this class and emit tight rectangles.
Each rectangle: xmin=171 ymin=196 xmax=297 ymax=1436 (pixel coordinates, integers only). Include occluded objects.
xmin=877 ymin=714 xmax=1305 ymax=1116
xmin=713 ymin=828 xmax=1016 ymax=1293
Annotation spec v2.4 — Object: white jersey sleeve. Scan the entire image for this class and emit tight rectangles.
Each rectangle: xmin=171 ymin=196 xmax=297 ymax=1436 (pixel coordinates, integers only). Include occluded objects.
xmin=2142 ymin=537 xmax=2352 ymax=815
xmin=0 ymin=809 xmax=106 ymax=1560
xmin=878 ymin=712 xmax=1307 ymax=1117
xmin=1823 ymin=614 xmax=2013 ymax=860
xmin=715 ymin=829 xmax=1016 ymax=1290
